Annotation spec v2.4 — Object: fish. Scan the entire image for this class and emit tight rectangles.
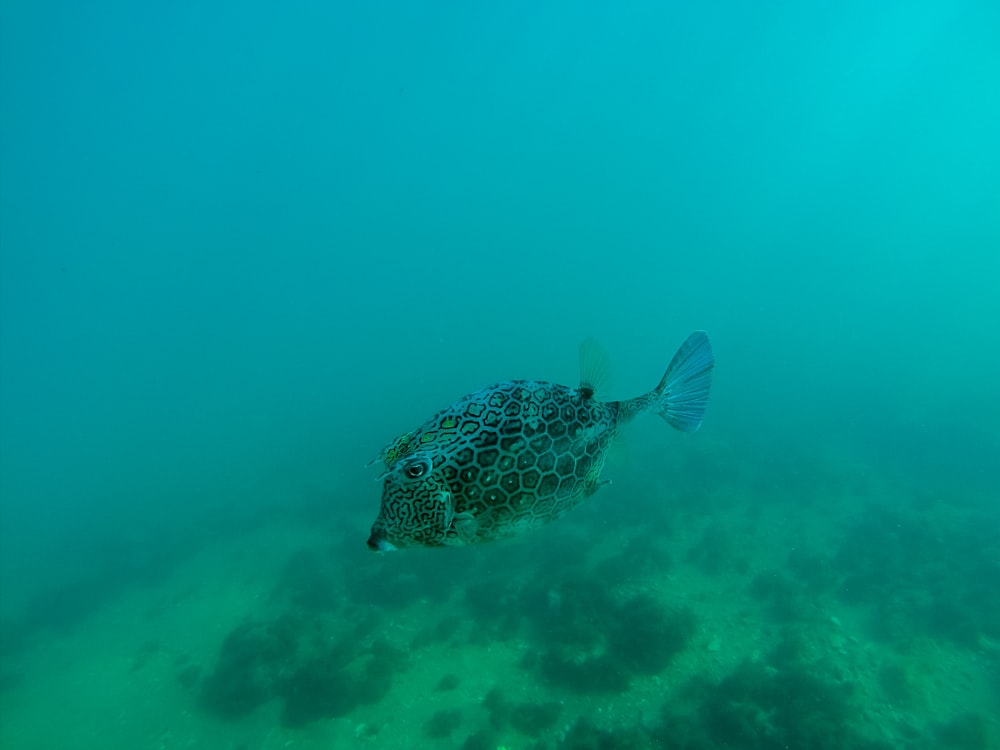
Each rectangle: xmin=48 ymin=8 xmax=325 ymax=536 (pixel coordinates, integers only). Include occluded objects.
xmin=366 ymin=331 xmax=714 ymax=551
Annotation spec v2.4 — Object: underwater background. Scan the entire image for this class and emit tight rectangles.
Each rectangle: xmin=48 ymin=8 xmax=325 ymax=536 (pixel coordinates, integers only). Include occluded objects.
xmin=2 ymin=1 xmax=999 ymax=748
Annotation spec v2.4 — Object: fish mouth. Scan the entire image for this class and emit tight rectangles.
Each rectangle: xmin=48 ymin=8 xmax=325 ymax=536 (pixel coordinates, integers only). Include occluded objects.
xmin=366 ymin=528 xmax=397 ymax=553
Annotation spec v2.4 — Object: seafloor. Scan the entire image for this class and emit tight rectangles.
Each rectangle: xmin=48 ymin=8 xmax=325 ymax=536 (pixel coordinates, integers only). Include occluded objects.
xmin=1 ymin=431 xmax=998 ymax=750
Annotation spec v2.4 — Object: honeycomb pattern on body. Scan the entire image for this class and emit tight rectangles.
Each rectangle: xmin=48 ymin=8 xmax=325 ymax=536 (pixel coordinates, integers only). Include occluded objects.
xmin=377 ymin=379 xmax=627 ymax=545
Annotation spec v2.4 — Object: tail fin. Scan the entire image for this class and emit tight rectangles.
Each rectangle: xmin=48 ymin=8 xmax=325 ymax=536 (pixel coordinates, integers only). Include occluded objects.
xmin=656 ymin=331 xmax=714 ymax=432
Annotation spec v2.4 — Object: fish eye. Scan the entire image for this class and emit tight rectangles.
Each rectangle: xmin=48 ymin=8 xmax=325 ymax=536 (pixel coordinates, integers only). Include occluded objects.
xmin=404 ymin=459 xmax=429 ymax=479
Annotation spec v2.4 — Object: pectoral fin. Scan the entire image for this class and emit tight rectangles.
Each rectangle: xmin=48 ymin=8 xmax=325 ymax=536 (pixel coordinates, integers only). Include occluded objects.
xmin=453 ymin=512 xmax=479 ymax=542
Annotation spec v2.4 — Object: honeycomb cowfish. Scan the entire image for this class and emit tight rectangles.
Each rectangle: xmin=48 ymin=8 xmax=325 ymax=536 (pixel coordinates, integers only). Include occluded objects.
xmin=367 ymin=331 xmax=713 ymax=551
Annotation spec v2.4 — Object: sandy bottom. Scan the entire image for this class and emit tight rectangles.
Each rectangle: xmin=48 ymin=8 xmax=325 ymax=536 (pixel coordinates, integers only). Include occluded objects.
xmin=1 ymin=472 xmax=998 ymax=750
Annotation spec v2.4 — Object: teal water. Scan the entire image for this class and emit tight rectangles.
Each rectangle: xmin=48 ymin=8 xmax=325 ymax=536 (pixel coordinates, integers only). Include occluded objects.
xmin=2 ymin=1 xmax=998 ymax=748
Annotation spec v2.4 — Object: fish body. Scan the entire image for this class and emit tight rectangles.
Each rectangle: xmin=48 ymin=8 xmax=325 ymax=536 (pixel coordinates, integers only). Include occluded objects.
xmin=367 ymin=331 xmax=713 ymax=551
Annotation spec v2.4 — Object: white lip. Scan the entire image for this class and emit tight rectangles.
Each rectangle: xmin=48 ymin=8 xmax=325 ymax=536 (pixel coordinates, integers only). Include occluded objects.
xmin=374 ymin=538 xmax=397 ymax=553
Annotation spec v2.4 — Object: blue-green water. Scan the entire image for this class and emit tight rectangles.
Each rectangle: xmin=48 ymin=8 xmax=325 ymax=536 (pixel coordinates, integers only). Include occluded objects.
xmin=2 ymin=2 xmax=998 ymax=748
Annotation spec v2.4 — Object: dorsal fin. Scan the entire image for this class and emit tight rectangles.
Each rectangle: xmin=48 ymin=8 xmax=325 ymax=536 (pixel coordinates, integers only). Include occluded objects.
xmin=578 ymin=338 xmax=613 ymax=400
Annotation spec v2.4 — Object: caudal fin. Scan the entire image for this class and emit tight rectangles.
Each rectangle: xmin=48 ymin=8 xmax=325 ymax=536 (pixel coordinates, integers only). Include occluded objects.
xmin=656 ymin=331 xmax=714 ymax=432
